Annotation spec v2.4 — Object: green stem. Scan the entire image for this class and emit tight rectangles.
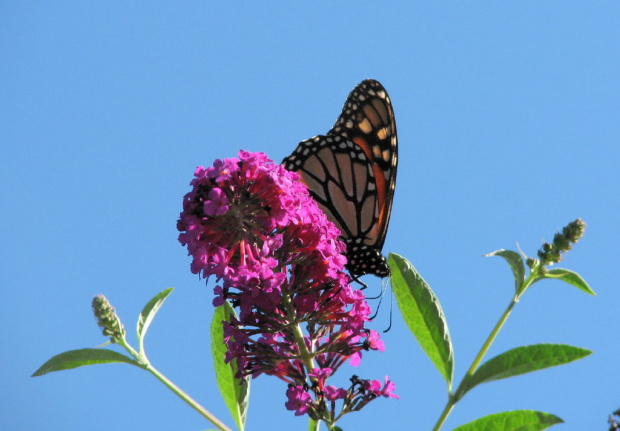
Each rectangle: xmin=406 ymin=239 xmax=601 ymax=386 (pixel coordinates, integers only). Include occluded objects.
xmin=432 ymin=291 xmax=522 ymax=431
xmin=281 ymin=292 xmax=317 ymax=372
xmin=116 ymin=338 xmax=232 ymax=431
xmin=460 ymin=298 xmax=517 ymax=385
xmin=431 ymin=397 xmax=456 ymax=431
xmin=145 ymin=362 xmax=233 ymax=431
xmin=282 ymin=289 xmax=321 ymax=429
xmin=308 ymin=418 xmax=321 ymax=431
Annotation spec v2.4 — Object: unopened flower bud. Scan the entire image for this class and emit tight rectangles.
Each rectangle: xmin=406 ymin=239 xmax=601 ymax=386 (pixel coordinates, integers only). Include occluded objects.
xmin=563 ymin=218 xmax=586 ymax=244
xmin=92 ymin=294 xmax=125 ymax=342
xmin=552 ymin=232 xmax=571 ymax=252
xmin=536 ymin=219 xmax=586 ymax=267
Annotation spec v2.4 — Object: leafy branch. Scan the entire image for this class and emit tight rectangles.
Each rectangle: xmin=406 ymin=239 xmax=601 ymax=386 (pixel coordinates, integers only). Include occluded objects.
xmin=388 ymin=218 xmax=593 ymax=431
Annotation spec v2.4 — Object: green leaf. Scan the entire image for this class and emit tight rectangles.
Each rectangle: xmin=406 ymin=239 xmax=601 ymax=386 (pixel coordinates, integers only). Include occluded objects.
xmin=137 ymin=287 xmax=174 ymax=352
xmin=452 ymin=410 xmax=563 ymax=431
xmin=212 ymin=302 xmax=250 ymax=431
xmin=388 ymin=253 xmax=453 ymax=386
xmin=485 ymin=249 xmax=526 ymax=292
xmin=543 ymin=268 xmax=595 ymax=295
xmin=457 ymin=344 xmax=591 ymax=399
xmin=32 ymin=348 xmax=141 ymax=377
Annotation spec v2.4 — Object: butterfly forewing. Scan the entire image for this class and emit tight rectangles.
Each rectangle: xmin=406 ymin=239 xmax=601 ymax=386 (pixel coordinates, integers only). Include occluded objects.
xmin=283 ymin=79 xmax=398 ymax=278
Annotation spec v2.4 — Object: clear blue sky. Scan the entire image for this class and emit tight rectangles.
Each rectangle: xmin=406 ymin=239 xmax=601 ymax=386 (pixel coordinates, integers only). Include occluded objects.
xmin=2 ymin=3 xmax=618 ymax=430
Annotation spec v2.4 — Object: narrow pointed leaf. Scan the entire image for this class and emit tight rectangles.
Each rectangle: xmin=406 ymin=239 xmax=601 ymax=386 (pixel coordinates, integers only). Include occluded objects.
xmin=452 ymin=410 xmax=563 ymax=431
xmin=388 ymin=253 xmax=453 ymax=386
xmin=457 ymin=344 xmax=591 ymax=399
xmin=137 ymin=287 xmax=174 ymax=349
xmin=32 ymin=348 xmax=141 ymax=377
xmin=212 ymin=302 xmax=250 ymax=431
xmin=544 ymin=268 xmax=595 ymax=295
xmin=485 ymin=249 xmax=526 ymax=292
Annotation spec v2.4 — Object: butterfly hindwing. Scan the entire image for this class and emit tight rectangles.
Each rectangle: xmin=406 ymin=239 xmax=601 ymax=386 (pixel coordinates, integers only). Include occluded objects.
xmin=283 ymin=79 xmax=398 ymax=278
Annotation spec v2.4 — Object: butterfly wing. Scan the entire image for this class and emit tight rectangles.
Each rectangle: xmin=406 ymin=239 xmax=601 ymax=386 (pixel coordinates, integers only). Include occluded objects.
xmin=282 ymin=79 xmax=398 ymax=278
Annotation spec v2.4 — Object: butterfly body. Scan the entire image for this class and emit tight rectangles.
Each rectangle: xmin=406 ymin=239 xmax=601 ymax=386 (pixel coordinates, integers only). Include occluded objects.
xmin=283 ymin=79 xmax=398 ymax=278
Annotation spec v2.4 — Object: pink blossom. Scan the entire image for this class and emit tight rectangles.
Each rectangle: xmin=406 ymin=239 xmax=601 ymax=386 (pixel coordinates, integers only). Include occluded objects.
xmin=203 ymin=188 xmax=229 ymax=216
xmin=285 ymin=385 xmax=312 ymax=416
xmin=366 ymin=330 xmax=385 ymax=352
xmin=323 ymin=385 xmax=347 ymax=401
xmin=380 ymin=376 xmax=399 ymax=399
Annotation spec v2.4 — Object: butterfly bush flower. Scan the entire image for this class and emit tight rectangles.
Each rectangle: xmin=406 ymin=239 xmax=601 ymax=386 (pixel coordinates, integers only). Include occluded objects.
xmin=177 ymin=150 xmax=396 ymax=424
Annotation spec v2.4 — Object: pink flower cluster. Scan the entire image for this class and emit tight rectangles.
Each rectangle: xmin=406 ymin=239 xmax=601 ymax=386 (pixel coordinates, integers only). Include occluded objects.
xmin=177 ymin=150 xmax=396 ymax=423
xmin=286 ymin=372 xmax=398 ymax=417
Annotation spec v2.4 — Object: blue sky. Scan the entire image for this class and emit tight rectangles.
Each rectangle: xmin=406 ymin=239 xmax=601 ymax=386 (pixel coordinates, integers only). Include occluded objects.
xmin=2 ymin=3 xmax=619 ymax=430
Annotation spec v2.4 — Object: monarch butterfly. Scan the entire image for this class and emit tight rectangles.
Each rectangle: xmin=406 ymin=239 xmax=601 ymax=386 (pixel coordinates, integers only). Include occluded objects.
xmin=282 ymin=79 xmax=398 ymax=278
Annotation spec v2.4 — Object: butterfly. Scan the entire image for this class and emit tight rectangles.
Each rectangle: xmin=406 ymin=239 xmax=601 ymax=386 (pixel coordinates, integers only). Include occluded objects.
xmin=282 ymin=79 xmax=398 ymax=279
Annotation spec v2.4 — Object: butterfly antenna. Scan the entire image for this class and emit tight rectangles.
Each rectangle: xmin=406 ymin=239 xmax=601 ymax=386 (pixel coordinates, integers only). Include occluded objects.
xmin=368 ymin=278 xmax=388 ymax=320
xmin=350 ymin=275 xmax=368 ymax=290
xmin=365 ymin=277 xmax=386 ymax=300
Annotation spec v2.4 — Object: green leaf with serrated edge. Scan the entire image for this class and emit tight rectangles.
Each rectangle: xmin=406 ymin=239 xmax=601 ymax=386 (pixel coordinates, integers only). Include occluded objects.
xmin=212 ymin=302 xmax=250 ymax=431
xmin=137 ymin=287 xmax=174 ymax=351
xmin=485 ymin=249 xmax=526 ymax=292
xmin=451 ymin=410 xmax=563 ymax=431
xmin=543 ymin=268 xmax=595 ymax=295
xmin=457 ymin=344 xmax=591 ymax=399
xmin=388 ymin=253 xmax=453 ymax=386
xmin=32 ymin=348 xmax=141 ymax=377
